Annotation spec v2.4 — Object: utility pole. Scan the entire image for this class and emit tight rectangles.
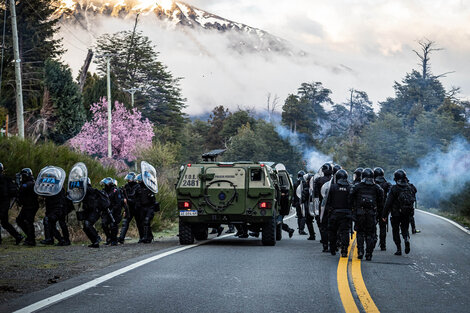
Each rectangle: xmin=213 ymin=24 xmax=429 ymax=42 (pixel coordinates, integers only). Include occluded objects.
xmin=9 ymin=0 xmax=24 ymax=138
xmin=124 ymin=87 xmax=140 ymax=107
xmin=103 ymin=53 xmax=116 ymax=158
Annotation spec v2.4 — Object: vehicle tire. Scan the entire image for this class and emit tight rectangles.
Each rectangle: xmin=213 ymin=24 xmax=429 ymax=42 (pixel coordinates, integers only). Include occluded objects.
xmin=262 ymin=216 xmax=276 ymax=246
xmin=276 ymin=223 xmax=282 ymax=241
xmin=179 ymin=220 xmax=194 ymax=245
xmin=194 ymin=225 xmax=208 ymax=241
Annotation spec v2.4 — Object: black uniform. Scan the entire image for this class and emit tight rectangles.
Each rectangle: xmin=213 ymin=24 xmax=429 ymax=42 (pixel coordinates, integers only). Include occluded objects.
xmin=81 ymin=187 xmax=104 ymax=247
xmin=136 ymin=183 xmax=159 ymax=243
xmin=314 ymin=174 xmax=332 ymax=251
xmin=326 ymin=182 xmax=352 ymax=256
xmin=383 ymin=183 xmax=417 ymax=255
xmin=118 ymin=181 xmax=142 ymax=243
xmin=293 ymin=178 xmax=307 ymax=234
xmin=0 ymin=173 xmax=23 ymax=244
xmin=102 ymin=186 xmax=123 ymax=245
xmin=304 ymin=175 xmax=316 ymax=240
xmin=16 ymin=179 xmax=39 ymax=245
xmin=375 ymin=177 xmax=391 ymax=250
xmin=42 ymin=189 xmax=70 ymax=245
xmin=349 ymin=181 xmax=383 ymax=259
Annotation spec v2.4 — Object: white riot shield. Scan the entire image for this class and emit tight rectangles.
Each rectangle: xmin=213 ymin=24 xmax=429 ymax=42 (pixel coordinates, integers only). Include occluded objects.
xmin=320 ymin=179 xmax=332 ymax=223
xmin=141 ymin=161 xmax=158 ymax=194
xmin=296 ymin=182 xmax=305 ymax=216
xmin=34 ymin=166 xmax=66 ymax=196
xmin=274 ymin=163 xmax=286 ymax=172
xmin=67 ymin=162 xmax=88 ymax=203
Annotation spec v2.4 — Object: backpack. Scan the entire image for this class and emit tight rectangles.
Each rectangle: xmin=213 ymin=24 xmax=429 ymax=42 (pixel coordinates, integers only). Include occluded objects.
xmin=96 ymin=189 xmax=111 ymax=210
xmin=397 ymin=185 xmax=416 ymax=213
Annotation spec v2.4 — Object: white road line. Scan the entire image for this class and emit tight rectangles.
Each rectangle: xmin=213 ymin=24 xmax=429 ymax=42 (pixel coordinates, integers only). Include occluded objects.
xmin=13 ymin=213 xmax=298 ymax=313
xmin=417 ymin=209 xmax=470 ymax=235
xmin=14 ymin=233 xmax=234 ymax=313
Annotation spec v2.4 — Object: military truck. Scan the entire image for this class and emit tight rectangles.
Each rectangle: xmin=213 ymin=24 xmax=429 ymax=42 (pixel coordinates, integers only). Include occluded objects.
xmin=176 ymin=150 xmax=294 ymax=246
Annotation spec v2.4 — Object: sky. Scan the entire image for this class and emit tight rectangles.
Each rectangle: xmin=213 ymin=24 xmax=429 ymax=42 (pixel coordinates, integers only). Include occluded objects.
xmin=60 ymin=0 xmax=470 ymax=115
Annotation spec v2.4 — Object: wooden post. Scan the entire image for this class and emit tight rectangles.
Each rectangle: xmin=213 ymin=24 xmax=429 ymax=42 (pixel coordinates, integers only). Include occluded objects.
xmin=5 ymin=114 xmax=9 ymax=137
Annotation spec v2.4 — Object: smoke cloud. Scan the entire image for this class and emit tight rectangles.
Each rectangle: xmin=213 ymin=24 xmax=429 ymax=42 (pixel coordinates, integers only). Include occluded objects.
xmin=274 ymin=123 xmax=331 ymax=171
xmin=407 ymin=137 xmax=470 ymax=207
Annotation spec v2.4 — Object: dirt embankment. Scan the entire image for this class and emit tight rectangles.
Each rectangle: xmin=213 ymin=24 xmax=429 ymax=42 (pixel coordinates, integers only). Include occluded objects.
xmin=0 ymin=232 xmax=179 ymax=305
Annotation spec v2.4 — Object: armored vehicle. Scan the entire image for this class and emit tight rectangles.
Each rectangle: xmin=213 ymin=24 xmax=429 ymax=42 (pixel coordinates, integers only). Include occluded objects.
xmin=176 ymin=151 xmax=294 ymax=246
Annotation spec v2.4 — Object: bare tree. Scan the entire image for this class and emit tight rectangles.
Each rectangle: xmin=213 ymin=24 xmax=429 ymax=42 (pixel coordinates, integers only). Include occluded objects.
xmin=413 ymin=38 xmax=442 ymax=80
xmin=266 ymin=92 xmax=280 ymax=121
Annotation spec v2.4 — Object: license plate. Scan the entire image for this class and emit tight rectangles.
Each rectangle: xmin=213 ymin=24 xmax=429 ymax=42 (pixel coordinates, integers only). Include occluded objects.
xmin=180 ymin=210 xmax=198 ymax=217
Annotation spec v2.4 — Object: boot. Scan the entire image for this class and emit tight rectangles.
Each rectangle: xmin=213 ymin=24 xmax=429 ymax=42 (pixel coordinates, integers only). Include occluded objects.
xmin=341 ymin=249 xmax=348 ymax=258
xmin=306 ymin=222 xmax=315 ymax=239
xmin=288 ymin=229 xmax=294 ymax=238
xmin=15 ymin=235 xmax=25 ymax=245
xmin=394 ymin=245 xmax=402 ymax=256
xmin=249 ymin=232 xmax=259 ymax=238
xmin=217 ymin=226 xmax=224 ymax=237
xmin=380 ymin=242 xmax=386 ymax=251
xmin=365 ymin=253 xmax=372 ymax=261
xmin=357 ymin=249 xmax=364 ymax=259
xmin=322 ymin=244 xmax=330 ymax=253
xmin=298 ymin=218 xmax=307 ymax=235
xmin=405 ymin=241 xmax=410 ymax=254
xmin=209 ymin=228 xmax=218 ymax=234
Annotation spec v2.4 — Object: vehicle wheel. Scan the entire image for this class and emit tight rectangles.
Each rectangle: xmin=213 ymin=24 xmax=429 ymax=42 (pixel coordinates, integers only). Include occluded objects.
xmin=194 ymin=225 xmax=208 ymax=241
xmin=179 ymin=220 xmax=194 ymax=245
xmin=276 ymin=223 xmax=282 ymax=241
xmin=262 ymin=216 xmax=276 ymax=246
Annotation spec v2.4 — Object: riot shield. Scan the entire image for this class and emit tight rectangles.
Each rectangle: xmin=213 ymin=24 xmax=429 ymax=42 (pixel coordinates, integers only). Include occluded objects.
xmin=320 ymin=179 xmax=332 ymax=222
xmin=67 ymin=162 xmax=88 ymax=203
xmin=274 ymin=163 xmax=286 ymax=172
xmin=34 ymin=166 xmax=66 ymax=196
xmin=296 ymin=182 xmax=305 ymax=216
xmin=141 ymin=161 xmax=158 ymax=193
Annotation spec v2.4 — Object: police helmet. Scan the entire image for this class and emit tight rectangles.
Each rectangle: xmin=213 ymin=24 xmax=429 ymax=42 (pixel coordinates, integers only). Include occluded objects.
xmin=135 ymin=173 xmax=143 ymax=183
xmin=353 ymin=167 xmax=363 ymax=182
xmin=20 ymin=168 xmax=33 ymax=181
xmin=335 ymin=169 xmax=349 ymax=185
xmin=297 ymin=170 xmax=305 ymax=178
xmin=393 ymin=169 xmax=408 ymax=186
xmin=373 ymin=167 xmax=385 ymax=179
xmin=333 ymin=164 xmax=342 ymax=175
xmin=0 ymin=162 xmax=3 ymax=173
xmin=87 ymin=178 xmax=92 ymax=186
xmin=361 ymin=168 xmax=374 ymax=184
xmin=100 ymin=177 xmax=114 ymax=186
xmin=321 ymin=163 xmax=333 ymax=176
xmin=125 ymin=172 xmax=136 ymax=182
xmin=113 ymin=179 xmax=118 ymax=187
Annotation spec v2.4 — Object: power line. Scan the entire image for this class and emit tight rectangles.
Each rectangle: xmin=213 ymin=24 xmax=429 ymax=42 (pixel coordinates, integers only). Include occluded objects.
xmin=22 ymin=0 xmax=90 ymax=52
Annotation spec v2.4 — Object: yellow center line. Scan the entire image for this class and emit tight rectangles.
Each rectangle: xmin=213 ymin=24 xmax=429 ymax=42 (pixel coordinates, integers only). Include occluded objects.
xmin=337 ymin=232 xmax=359 ymax=313
xmin=351 ymin=241 xmax=380 ymax=313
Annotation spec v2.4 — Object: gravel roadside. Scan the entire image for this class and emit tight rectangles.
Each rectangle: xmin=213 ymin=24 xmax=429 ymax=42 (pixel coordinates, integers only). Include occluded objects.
xmin=0 ymin=235 xmax=179 ymax=305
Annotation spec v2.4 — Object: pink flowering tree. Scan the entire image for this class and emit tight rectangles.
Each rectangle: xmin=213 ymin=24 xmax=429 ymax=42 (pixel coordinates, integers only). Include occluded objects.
xmin=70 ymin=98 xmax=154 ymax=163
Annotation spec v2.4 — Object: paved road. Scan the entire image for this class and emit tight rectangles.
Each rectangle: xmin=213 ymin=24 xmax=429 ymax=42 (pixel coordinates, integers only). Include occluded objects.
xmin=2 ymin=211 xmax=470 ymax=313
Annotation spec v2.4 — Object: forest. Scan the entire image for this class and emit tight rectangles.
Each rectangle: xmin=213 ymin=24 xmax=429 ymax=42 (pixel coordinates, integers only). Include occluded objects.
xmin=1 ymin=0 xmax=469 ymax=224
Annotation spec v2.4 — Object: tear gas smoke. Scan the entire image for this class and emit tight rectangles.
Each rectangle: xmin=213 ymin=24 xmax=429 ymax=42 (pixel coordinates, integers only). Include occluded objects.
xmin=274 ymin=124 xmax=331 ymax=171
xmin=407 ymin=137 xmax=470 ymax=207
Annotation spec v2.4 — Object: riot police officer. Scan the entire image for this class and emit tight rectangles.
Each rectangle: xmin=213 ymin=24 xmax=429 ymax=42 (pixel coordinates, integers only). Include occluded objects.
xmin=293 ymin=170 xmax=308 ymax=235
xmin=353 ymin=168 xmax=363 ymax=185
xmin=314 ymin=163 xmax=333 ymax=252
xmin=373 ymin=167 xmax=392 ymax=251
xmin=136 ymin=174 xmax=160 ymax=243
xmin=349 ymin=168 xmax=384 ymax=261
xmin=325 ymin=170 xmax=352 ymax=257
xmin=383 ymin=170 xmax=417 ymax=256
xmin=16 ymin=168 xmax=39 ymax=246
xmin=41 ymin=188 xmax=71 ymax=246
xmin=304 ymin=173 xmax=315 ymax=240
xmin=0 ymin=163 xmax=23 ymax=245
xmin=81 ymin=179 xmax=104 ymax=248
xmin=100 ymin=177 xmax=123 ymax=246
xmin=118 ymin=172 xmax=143 ymax=243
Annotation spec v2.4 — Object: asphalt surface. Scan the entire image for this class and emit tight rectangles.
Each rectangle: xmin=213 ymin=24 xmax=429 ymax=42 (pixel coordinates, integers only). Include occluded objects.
xmin=2 ymin=210 xmax=469 ymax=313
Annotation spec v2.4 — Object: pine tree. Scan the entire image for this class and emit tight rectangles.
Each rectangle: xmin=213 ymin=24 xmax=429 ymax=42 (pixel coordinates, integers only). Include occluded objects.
xmin=94 ymin=30 xmax=186 ymax=140
xmin=43 ymin=59 xmax=85 ymax=144
xmin=0 ymin=0 xmax=62 ymax=115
